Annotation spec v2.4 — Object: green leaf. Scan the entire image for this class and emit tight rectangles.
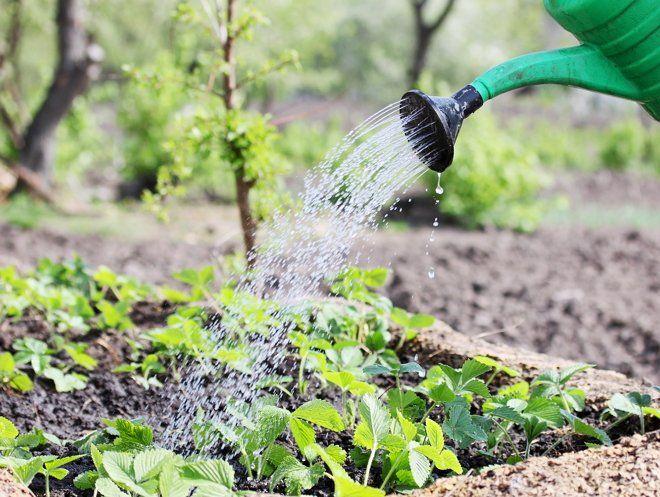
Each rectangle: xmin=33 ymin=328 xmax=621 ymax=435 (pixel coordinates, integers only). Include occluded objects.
xmin=102 ymin=452 xmax=137 ymax=491
xmin=460 ymin=359 xmax=491 ymax=382
xmin=363 ymin=364 xmax=391 ymax=376
xmin=428 ymin=384 xmax=456 ymax=404
xmin=65 ymin=344 xmax=98 ymax=371
xmin=408 ymin=445 xmax=431 ymax=487
xmin=569 ymin=416 xmax=612 ymax=446
xmin=489 ymin=406 xmax=526 ymax=425
xmin=181 ymin=459 xmax=234 ymax=489
xmin=387 ymin=389 xmax=426 ymax=420
xmin=415 ymin=446 xmax=462 ymax=474
xmin=425 ymin=418 xmax=444 ymax=450
xmin=442 ymin=400 xmax=487 ymax=448
xmin=558 ymin=364 xmax=593 ymax=384
xmin=333 ymin=476 xmax=385 ymax=497
xmin=158 ymin=461 xmax=191 ymax=497
xmin=524 ymin=397 xmax=563 ymax=427
xmin=74 ymin=470 xmax=99 ymax=490
xmin=10 ymin=373 xmax=34 ymax=392
xmin=358 ymin=395 xmax=390 ymax=448
xmin=95 ymin=477 xmax=130 ymax=497
xmin=43 ymin=368 xmax=87 ymax=392
xmin=245 ymin=406 xmax=289 ymax=453
xmin=269 ymin=455 xmax=323 ymax=495
xmin=474 ymin=356 xmax=520 ymax=377
xmin=0 ymin=417 xmax=18 ymax=439
xmin=133 ymin=448 xmax=172 ymax=481
xmin=44 ymin=454 xmax=84 ymax=471
xmin=11 ymin=457 xmax=44 ymax=485
xmin=0 ymin=352 xmax=16 ymax=372
xmin=110 ymin=419 xmax=154 ymax=451
xmin=399 ymin=362 xmax=425 ymax=376
xmin=293 ymin=400 xmax=344 ymax=431
xmin=608 ymin=392 xmax=651 ymax=416
xmin=323 ymin=371 xmax=356 ymax=390
xmin=325 ymin=445 xmax=347 ymax=466
xmin=396 ymin=411 xmax=417 ymax=442
xmin=289 ymin=418 xmax=316 ymax=453
xmin=409 ymin=314 xmax=435 ymax=328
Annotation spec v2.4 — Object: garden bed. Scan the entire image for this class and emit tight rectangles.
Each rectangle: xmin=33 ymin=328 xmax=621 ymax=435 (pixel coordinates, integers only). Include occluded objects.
xmin=1 ymin=299 xmax=657 ymax=497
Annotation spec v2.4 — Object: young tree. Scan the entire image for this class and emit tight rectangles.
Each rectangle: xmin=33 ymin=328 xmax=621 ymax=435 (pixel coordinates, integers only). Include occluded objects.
xmin=140 ymin=0 xmax=298 ymax=265
xmin=0 ymin=0 xmax=102 ymax=195
xmin=408 ymin=0 xmax=457 ymax=87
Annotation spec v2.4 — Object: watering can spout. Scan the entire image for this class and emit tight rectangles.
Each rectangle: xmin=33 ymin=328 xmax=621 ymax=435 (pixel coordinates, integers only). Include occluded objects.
xmin=401 ymin=0 xmax=660 ymax=172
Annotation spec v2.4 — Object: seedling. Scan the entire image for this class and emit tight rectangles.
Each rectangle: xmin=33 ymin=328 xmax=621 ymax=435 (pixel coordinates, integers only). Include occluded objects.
xmin=531 ymin=364 xmax=593 ymax=414
xmin=474 ymin=356 xmax=520 ymax=386
xmin=389 ymin=307 xmax=435 ymax=350
xmin=602 ymin=391 xmax=659 ymax=435
xmin=13 ymin=338 xmax=53 ymax=375
xmin=0 ymin=352 xmax=33 ymax=392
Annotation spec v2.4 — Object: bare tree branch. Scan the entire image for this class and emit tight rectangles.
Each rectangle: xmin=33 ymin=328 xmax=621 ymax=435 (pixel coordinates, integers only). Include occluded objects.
xmin=407 ymin=0 xmax=458 ymax=86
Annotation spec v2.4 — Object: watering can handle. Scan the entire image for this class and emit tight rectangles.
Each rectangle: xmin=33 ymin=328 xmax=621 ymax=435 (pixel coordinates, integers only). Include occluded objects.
xmin=471 ymin=44 xmax=643 ymax=103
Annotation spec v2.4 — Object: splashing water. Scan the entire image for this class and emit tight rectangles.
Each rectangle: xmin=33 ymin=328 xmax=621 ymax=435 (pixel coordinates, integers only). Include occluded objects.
xmin=159 ymin=100 xmax=437 ymax=453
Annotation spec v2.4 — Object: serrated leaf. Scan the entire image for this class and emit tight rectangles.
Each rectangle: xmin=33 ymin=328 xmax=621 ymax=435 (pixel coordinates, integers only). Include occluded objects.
xmin=133 ymin=448 xmax=172 ymax=481
xmin=414 ymin=446 xmax=462 ymax=474
xmin=158 ymin=461 xmax=190 ymax=497
xmin=95 ymin=477 xmax=130 ymax=497
xmin=325 ymin=445 xmax=347 ymax=465
xmin=460 ymin=359 xmax=491 ymax=382
xmin=399 ymin=362 xmax=425 ymax=376
xmin=181 ymin=459 xmax=234 ymax=488
xmin=408 ymin=446 xmax=431 ymax=487
xmin=270 ymin=455 xmax=323 ymax=495
xmin=442 ymin=401 xmax=487 ymax=448
xmin=324 ymin=371 xmax=356 ymax=390
xmin=102 ymin=452 xmax=137 ymax=490
xmin=333 ymin=476 xmax=385 ymax=497
xmin=463 ymin=379 xmax=490 ymax=398
xmin=425 ymin=418 xmax=443 ymax=450
xmin=387 ymin=389 xmax=426 ymax=421
xmin=245 ymin=406 xmax=289 ymax=453
xmin=290 ymin=418 xmax=316 ymax=453
xmin=396 ymin=411 xmax=417 ymax=442
xmin=570 ymin=416 xmax=612 ymax=446
xmin=428 ymin=383 xmax=456 ymax=404
xmin=358 ymin=395 xmax=390 ymax=448
xmin=74 ymin=470 xmax=99 ymax=490
xmin=293 ymin=400 xmax=344 ymax=431
xmin=489 ymin=406 xmax=526 ymax=425
xmin=524 ymin=397 xmax=563 ymax=427
xmin=0 ymin=417 xmax=18 ymax=439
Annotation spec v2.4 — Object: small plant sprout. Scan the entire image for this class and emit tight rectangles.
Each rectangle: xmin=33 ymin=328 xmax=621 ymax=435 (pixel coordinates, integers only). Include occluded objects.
xmin=322 ymin=370 xmax=375 ymax=427
xmin=602 ymin=392 xmax=660 ymax=435
xmin=531 ymin=363 xmax=593 ymax=413
xmin=0 ymin=352 xmax=33 ymax=392
xmin=12 ymin=338 xmax=53 ymax=375
xmin=474 ymin=355 xmax=520 ymax=386
xmin=389 ymin=307 xmax=435 ymax=350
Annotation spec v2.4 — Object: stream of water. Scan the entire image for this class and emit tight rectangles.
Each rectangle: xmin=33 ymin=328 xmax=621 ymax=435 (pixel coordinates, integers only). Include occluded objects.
xmin=160 ymin=100 xmax=437 ymax=452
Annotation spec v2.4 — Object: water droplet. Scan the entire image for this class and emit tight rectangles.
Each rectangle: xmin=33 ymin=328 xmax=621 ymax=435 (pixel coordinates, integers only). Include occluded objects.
xmin=435 ymin=173 xmax=444 ymax=195
xmin=432 ymin=218 xmax=439 ymax=227
xmin=428 ymin=269 xmax=435 ymax=279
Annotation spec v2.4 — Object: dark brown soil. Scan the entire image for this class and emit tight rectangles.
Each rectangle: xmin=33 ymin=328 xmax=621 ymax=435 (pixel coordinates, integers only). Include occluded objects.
xmin=2 ymin=171 xmax=658 ymax=384
xmin=1 ymin=307 xmax=657 ymax=497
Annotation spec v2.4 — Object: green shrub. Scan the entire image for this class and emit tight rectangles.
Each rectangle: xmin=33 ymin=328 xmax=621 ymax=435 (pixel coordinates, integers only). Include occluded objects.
xmin=276 ymin=117 xmax=344 ymax=169
xmin=117 ymin=53 xmax=189 ymax=190
xmin=429 ymin=112 xmax=551 ymax=232
xmin=599 ymin=119 xmax=647 ymax=170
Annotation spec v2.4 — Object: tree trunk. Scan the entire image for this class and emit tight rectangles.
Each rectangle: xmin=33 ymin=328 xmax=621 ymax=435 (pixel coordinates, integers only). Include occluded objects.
xmin=407 ymin=0 xmax=457 ymax=88
xmin=408 ymin=27 xmax=434 ymax=88
xmin=221 ymin=0 xmax=258 ymax=263
xmin=234 ymin=172 xmax=257 ymax=264
xmin=18 ymin=0 xmax=102 ymax=180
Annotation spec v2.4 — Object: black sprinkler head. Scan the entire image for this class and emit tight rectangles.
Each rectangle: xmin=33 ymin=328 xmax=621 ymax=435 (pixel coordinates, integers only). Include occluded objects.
xmin=399 ymin=85 xmax=483 ymax=172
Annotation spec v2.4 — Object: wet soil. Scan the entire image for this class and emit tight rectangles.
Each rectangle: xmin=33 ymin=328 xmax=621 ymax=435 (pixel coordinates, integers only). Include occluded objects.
xmin=1 ymin=307 xmax=657 ymax=497
xmin=2 ymin=171 xmax=658 ymax=384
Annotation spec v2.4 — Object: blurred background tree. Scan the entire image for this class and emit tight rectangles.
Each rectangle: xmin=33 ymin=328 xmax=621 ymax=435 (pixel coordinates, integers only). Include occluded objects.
xmin=0 ymin=0 xmax=657 ymax=232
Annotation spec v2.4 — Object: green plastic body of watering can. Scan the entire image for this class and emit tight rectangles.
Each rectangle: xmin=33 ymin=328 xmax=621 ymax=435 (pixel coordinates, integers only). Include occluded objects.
xmin=471 ymin=0 xmax=660 ymax=120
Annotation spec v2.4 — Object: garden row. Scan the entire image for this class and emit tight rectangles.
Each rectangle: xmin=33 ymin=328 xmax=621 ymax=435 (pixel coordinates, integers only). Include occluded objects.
xmin=1 ymin=260 xmax=658 ymax=497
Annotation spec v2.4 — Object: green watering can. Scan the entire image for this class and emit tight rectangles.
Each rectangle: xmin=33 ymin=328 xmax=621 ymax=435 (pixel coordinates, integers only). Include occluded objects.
xmin=401 ymin=0 xmax=660 ymax=172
